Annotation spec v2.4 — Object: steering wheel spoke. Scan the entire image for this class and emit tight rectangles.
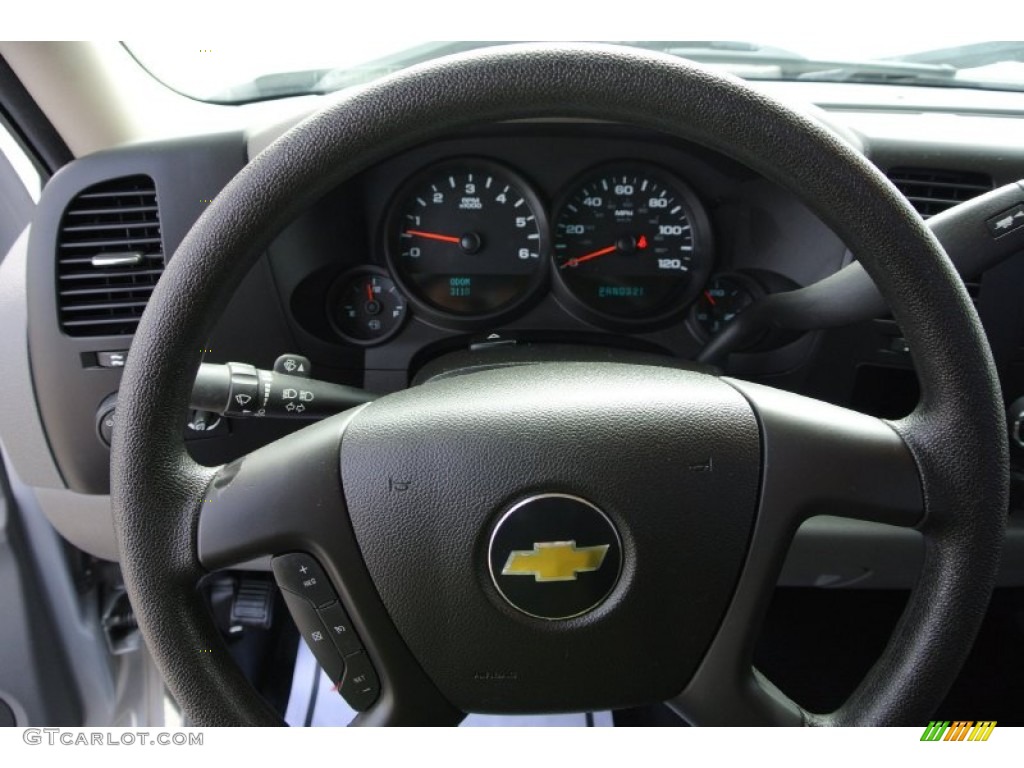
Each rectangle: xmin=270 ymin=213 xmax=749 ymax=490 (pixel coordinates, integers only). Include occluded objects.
xmin=192 ymin=409 xmax=462 ymax=726
xmin=670 ymin=665 xmax=805 ymax=726
xmin=671 ymin=380 xmax=924 ymax=725
xmin=197 ymin=412 xmax=359 ymax=571
xmin=729 ymin=379 xmax=925 ymax=529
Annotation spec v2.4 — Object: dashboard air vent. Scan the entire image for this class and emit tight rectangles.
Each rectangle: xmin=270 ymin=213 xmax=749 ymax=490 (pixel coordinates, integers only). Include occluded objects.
xmin=886 ymin=167 xmax=993 ymax=307
xmin=56 ymin=175 xmax=164 ymax=337
xmin=886 ymin=167 xmax=992 ymax=219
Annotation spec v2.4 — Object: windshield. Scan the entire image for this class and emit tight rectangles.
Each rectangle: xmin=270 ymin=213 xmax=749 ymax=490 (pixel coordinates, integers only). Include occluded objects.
xmin=124 ymin=40 xmax=1024 ymax=104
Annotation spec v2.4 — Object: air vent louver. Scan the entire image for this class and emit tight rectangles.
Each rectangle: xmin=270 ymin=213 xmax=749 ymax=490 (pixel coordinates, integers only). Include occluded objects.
xmin=56 ymin=175 xmax=163 ymax=337
xmin=886 ymin=167 xmax=993 ymax=306
xmin=886 ymin=167 xmax=992 ymax=219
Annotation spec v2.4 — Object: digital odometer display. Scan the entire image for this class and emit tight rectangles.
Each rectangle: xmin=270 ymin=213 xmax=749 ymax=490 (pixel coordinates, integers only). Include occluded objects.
xmin=552 ymin=166 xmax=712 ymax=323
xmin=386 ymin=160 xmax=548 ymax=318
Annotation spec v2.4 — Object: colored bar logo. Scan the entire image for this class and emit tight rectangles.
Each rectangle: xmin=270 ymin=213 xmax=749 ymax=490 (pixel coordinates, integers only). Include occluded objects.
xmin=920 ymin=721 xmax=997 ymax=741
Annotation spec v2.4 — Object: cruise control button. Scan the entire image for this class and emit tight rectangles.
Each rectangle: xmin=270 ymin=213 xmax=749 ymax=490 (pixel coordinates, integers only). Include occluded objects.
xmin=987 ymin=203 xmax=1024 ymax=237
xmin=338 ymin=651 xmax=380 ymax=711
xmin=318 ymin=602 xmax=363 ymax=657
xmin=271 ymin=553 xmax=337 ymax=608
xmin=280 ymin=591 xmax=345 ymax=685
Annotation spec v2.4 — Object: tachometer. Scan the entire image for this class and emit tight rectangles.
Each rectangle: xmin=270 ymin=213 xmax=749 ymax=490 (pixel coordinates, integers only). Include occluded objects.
xmin=385 ymin=160 xmax=548 ymax=322
xmin=552 ymin=165 xmax=712 ymax=325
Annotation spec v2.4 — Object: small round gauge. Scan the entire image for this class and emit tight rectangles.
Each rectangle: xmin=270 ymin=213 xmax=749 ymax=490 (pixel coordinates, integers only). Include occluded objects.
xmin=329 ymin=268 xmax=407 ymax=345
xmin=385 ymin=159 xmax=548 ymax=322
xmin=690 ymin=274 xmax=761 ymax=341
xmin=552 ymin=165 xmax=712 ymax=325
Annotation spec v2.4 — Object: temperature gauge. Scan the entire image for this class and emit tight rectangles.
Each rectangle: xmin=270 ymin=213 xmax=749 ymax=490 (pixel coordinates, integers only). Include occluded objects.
xmin=690 ymin=273 xmax=762 ymax=342
xmin=329 ymin=268 xmax=407 ymax=345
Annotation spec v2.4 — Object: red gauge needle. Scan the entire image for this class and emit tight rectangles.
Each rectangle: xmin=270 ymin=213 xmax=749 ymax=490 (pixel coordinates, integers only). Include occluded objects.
xmin=703 ymin=290 xmax=717 ymax=306
xmin=405 ymin=229 xmax=461 ymax=244
xmin=366 ymin=282 xmax=375 ymax=302
xmin=564 ymin=244 xmax=617 ymax=268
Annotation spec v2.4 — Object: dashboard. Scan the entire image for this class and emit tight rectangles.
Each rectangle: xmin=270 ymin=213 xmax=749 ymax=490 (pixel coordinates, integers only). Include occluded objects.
xmin=7 ymin=95 xmax=1024 ymax=583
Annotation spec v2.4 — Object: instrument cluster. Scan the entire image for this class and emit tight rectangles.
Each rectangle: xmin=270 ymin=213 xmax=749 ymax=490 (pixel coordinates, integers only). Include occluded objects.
xmin=331 ymin=156 xmax=726 ymax=345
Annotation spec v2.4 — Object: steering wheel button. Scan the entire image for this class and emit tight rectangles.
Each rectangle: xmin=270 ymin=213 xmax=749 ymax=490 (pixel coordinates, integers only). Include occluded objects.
xmin=271 ymin=553 xmax=337 ymax=608
xmin=987 ymin=203 xmax=1024 ymax=237
xmin=317 ymin=602 xmax=363 ymax=657
xmin=337 ymin=651 xmax=380 ymax=712
xmin=279 ymin=591 xmax=346 ymax=686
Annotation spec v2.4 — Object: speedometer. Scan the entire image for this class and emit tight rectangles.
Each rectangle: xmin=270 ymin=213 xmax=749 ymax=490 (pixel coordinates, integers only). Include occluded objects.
xmin=552 ymin=165 xmax=713 ymax=324
xmin=385 ymin=159 xmax=548 ymax=322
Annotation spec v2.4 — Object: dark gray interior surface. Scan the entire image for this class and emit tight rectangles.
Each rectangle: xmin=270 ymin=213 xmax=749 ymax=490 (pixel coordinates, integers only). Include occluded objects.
xmin=6 ymin=69 xmax=1024 ymax=586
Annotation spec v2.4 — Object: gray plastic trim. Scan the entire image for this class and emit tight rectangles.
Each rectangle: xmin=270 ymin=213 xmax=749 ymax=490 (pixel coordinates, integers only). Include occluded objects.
xmin=31 ymin=488 xmax=118 ymax=561
xmin=3 ymin=446 xmax=166 ymax=725
xmin=781 ymin=514 xmax=1024 ymax=589
xmin=0 ymin=447 xmax=84 ymax=725
xmin=0 ymin=227 xmax=63 ymax=489
xmin=0 ymin=226 xmax=120 ymax=559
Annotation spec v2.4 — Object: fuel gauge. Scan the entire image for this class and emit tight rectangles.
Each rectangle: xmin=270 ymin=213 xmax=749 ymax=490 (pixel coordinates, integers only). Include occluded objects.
xmin=329 ymin=268 xmax=407 ymax=345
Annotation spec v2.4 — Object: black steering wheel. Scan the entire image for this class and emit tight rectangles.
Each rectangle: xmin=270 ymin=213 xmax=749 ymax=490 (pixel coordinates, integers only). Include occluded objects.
xmin=111 ymin=44 xmax=1008 ymax=726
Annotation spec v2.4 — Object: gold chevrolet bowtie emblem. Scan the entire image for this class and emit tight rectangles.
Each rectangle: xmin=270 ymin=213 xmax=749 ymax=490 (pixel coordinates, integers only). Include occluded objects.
xmin=501 ymin=540 xmax=610 ymax=582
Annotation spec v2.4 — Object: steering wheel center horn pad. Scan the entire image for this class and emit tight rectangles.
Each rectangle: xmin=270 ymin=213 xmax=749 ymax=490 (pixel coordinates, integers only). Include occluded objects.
xmin=341 ymin=363 xmax=759 ymax=713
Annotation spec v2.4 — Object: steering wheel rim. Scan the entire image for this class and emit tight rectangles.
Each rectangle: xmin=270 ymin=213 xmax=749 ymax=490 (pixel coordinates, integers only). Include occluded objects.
xmin=111 ymin=43 xmax=1008 ymax=726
